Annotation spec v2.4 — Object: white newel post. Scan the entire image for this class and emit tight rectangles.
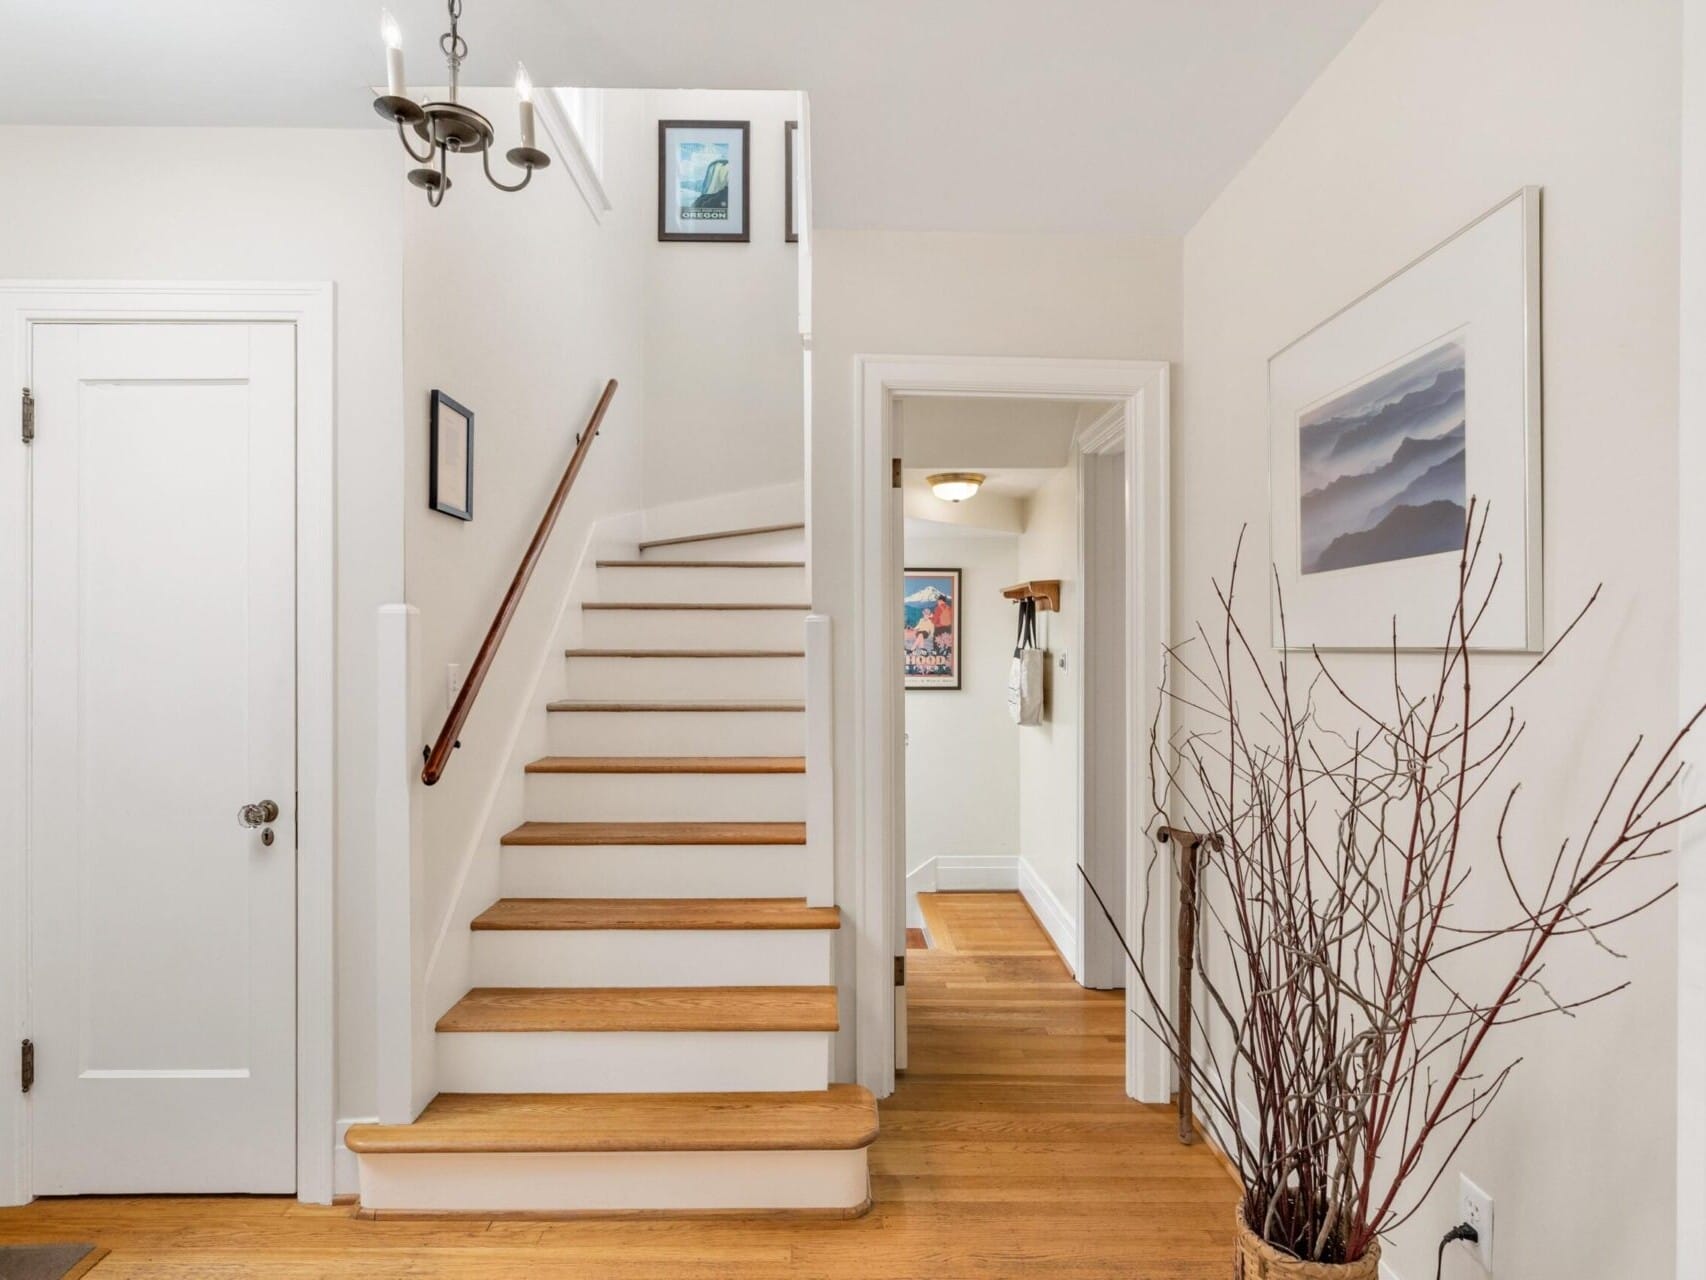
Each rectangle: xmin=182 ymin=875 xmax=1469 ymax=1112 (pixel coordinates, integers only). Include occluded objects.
xmin=804 ymin=614 xmax=835 ymax=909
xmin=375 ymin=604 xmax=432 ymax=1124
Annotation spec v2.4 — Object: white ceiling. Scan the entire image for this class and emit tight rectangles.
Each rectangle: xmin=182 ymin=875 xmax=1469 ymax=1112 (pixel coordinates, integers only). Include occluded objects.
xmin=0 ymin=0 xmax=1379 ymax=234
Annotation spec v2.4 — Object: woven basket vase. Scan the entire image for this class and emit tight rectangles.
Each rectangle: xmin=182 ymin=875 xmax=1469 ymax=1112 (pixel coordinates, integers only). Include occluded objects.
xmin=1234 ymin=1207 xmax=1381 ymax=1280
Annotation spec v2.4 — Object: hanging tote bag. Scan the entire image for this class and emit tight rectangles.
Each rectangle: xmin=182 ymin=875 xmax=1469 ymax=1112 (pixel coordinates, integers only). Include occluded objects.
xmin=1007 ymin=598 xmax=1045 ymax=726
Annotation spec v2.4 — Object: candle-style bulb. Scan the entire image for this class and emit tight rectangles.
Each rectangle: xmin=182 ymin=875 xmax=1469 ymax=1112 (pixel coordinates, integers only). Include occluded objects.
xmin=515 ymin=64 xmax=537 ymax=151
xmin=381 ymin=9 xmax=405 ymax=98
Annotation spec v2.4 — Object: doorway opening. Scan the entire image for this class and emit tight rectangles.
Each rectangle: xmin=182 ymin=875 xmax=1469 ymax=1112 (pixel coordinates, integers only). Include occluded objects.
xmin=849 ymin=354 xmax=1171 ymax=1103
xmin=898 ymin=394 xmax=1126 ymax=1002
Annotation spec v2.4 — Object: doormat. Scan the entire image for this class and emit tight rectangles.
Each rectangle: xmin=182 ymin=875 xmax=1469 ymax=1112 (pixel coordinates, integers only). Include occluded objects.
xmin=0 ymin=1244 xmax=107 ymax=1280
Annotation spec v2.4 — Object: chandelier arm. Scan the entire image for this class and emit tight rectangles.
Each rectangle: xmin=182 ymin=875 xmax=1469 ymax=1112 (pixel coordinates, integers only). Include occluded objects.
xmin=427 ymin=140 xmax=451 ymax=208
xmin=396 ymin=119 xmax=436 ymax=165
xmin=481 ymin=146 xmax=535 ymax=194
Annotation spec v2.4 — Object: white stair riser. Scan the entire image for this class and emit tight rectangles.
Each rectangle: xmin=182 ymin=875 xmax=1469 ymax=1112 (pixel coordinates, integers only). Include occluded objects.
xmin=525 ymin=771 xmax=805 ymax=822
xmin=548 ymin=710 xmax=804 ymax=756
xmin=597 ymin=564 xmax=806 ymax=604
xmin=502 ymin=845 xmax=806 ymax=899
xmin=355 ymin=1148 xmax=869 ymax=1214
xmin=564 ymin=655 xmax=803 ymax=701
xmin=471 ymin=929 xmax=834 ymax=988
xmin=436 ymin=1030 xmax=831 ymax=1093
xmin=640 ymin=529 xmax=805 ymax=562
xmin=581 ymin=608 xmax=805 ymax=648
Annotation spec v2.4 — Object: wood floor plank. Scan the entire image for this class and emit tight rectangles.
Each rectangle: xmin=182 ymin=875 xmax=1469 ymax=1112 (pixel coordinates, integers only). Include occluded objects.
xmin=500 ymin=820 xmax=806 ymax=846
xmin=345 ymin=1086 xmax=877 ymax=1155
xmin=470 ymin=898 xmax=840 ymax=931
xmin=525 ymin=755 xmax=805 ymax=773
xmin=435 ymin=986 xmax=840 ymax=1033
xmin=0 ymin=891 xmax=1238 ymax=1277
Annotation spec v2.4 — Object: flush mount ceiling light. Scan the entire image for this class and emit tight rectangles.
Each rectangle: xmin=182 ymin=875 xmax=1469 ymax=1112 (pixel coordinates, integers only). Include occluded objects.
xmin=373 ymin=0 xmax=550 ymax=206
xmin=927 ymin=472 xmax=986 ymax=503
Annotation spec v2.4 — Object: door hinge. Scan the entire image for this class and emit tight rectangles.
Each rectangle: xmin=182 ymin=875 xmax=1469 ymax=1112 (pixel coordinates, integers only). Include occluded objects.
xmin=21 ymin=388 xmax=34 ymax=444
xmin=20 ymin=1039 xmax=33 ymax=1093
xmin=892 ymin=457 xmax=902 ymax=488
xmin=894 ymin=953 xmax=905 ymax=986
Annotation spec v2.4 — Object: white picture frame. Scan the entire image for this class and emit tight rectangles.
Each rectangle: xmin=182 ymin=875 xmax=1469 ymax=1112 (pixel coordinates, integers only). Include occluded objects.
xmin=1268 ymin=186 xmax=1542 ymax=651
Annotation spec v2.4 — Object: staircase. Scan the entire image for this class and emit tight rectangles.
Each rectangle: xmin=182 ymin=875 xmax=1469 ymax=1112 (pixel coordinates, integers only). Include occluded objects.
xmin=347 ymin=520 xmax=876 ymax=1216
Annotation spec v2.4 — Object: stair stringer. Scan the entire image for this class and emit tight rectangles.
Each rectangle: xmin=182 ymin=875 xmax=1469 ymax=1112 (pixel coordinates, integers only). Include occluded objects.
xmin=419 ymin=508 xmax=644 ymax=1077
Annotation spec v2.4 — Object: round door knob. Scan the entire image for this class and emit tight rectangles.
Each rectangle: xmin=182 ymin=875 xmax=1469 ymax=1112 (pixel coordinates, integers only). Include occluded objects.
xmin=239 ymin=800 xmax=280 ymax=828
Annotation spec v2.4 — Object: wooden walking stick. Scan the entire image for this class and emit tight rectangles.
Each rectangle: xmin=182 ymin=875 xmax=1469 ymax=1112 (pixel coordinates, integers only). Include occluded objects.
xmin=1157 ymin=825 xmax=1221 ymax=1145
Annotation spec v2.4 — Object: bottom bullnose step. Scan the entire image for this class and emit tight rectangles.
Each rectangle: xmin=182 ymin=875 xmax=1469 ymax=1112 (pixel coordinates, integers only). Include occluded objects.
xmin=346 ymin=1087 xmax=876 ymax=1216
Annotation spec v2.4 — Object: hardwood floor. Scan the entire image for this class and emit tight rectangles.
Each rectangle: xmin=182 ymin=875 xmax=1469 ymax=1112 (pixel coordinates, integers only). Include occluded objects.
xmin=0 ymin=891 xmax=1237 ymax=1277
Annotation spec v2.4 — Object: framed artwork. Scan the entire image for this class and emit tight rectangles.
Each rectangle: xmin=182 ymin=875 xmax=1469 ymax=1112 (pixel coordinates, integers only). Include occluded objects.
xmin=429 ymin=389 xmax=474 ymax=521
xmin=658 ymin=119 xmax=750 ymax=242
xmin=904 ymin=568 xmax=961 ymax=689
xmin=1268 ymin=186 xmax=1541 ymax=651
xmin=785 ymin=120 xmax=799 ymax=243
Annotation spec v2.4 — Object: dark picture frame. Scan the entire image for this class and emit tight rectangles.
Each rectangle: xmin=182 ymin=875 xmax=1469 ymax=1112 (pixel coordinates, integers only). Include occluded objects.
xmin=903 ymin=567 xmax=962 ymax=690
xmin=658 ymin=119 xmax=751 ymax=243
xmin=785 ymin=120 xmax=799 ymax=243
xmin=429 ymin=389 xmax=474 ymax=521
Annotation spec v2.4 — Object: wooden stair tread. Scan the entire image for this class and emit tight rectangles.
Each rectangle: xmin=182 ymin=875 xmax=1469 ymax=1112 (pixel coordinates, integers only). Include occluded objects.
xmin=581 ymin=602 xmax=810 ymax=611
xmin=565 ymin=648 xmax=805 ymax=658
xmin=501 ymin=820 xmax=806 ymax=846
xmin=638 ymin=522 xmax=805 ymax=552
xmin=525 ymin=755 xmax=804 ymax=773
xmin=547 ymin=700 xmax=805 ymax=713
xmin=472 ymin=897 xmax=840 ymax=932
xmin=436 ymin=986 xmax=839 ymax=1033
xmin=345 ymin=1085 xmax=878 ymax=1155
xmin=597 ymin=559 xmax=805 ymax=569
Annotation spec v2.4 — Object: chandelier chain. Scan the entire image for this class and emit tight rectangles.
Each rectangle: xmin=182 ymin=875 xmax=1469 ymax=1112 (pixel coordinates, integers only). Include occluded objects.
xmin=440 ymin=0 xmax=468 ymax=64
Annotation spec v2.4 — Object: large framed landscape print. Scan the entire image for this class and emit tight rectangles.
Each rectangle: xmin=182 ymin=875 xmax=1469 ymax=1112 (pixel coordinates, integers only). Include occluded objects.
xmin=904 ymin=568 xmax=961 ymax=690
xmin=1268 ymin=187 xmax=1542 ymax=651
xmin=658 ymin=120 xmax=750 ymax=242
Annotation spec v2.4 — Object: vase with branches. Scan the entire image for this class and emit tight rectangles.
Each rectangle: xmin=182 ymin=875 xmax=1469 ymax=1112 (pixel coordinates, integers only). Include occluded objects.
xmin=1084 ymin=508 xmax=1702 ymax=1274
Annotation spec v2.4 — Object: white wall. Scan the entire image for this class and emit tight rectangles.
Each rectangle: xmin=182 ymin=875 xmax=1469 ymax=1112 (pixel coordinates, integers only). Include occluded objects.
xmin=903 ymin=532 xmax=1020 ymax=876
xmin=1179 ymin=1 xmax=1681 ymax=1274
xmin=812 ymin=229 xmax=1183 ymax=1077
xmin=642 ymin=90 xmax=802 ymax=510
xmin=1680 ymin=0 xmax=1706 ymax=1267
xmin=1014 ymin=467 xmax=1080 ymax=926
xmin=0 ymin=125 xmax=405 ymax=1135
xmin=404 ymin=89 xmax=651 ymax=1033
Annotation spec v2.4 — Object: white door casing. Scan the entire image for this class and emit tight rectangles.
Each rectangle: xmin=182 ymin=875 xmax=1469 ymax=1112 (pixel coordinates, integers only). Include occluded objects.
xmin=0 ymin=281 xmax=336 ymax=1207
xmin=28 ymin=322 xmax=297 ymax=1193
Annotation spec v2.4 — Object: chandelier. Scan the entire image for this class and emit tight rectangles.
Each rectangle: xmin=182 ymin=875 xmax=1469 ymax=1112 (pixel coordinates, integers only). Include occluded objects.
xmin=372 ymin=0 xmax=550 ymax=206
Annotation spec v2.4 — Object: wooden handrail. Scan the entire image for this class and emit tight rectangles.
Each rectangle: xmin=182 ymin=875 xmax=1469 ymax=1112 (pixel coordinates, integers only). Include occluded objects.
xmin=422 ymin=379 xmax=618 ymax=786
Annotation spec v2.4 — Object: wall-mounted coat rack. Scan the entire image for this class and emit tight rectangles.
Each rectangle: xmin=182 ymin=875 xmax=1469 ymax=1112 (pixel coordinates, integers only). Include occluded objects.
xmin=1001 ymin=579 xmax=1061 ymax=613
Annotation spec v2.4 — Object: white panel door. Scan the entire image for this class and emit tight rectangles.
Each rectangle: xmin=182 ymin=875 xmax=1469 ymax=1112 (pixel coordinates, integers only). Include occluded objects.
xmin=28 ymin=322 xmax=297 ymax=1193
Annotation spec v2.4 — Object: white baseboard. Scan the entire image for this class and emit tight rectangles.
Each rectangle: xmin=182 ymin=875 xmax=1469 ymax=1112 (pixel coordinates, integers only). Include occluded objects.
xmin=334 ymin=1116 xmax=378 ymax=1198
xmin=906 ymin=854 xmax=1019 ymax=927
xmin=1017 ymin=857 xmax=1076 ymax=968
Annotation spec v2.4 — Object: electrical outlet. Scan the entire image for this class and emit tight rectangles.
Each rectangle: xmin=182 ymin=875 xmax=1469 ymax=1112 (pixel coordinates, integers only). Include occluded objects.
xmin=447 ymin=663 xmax=464 ymax=703
xmin=1458 ymin=1174 xmax=1494 ymax=1270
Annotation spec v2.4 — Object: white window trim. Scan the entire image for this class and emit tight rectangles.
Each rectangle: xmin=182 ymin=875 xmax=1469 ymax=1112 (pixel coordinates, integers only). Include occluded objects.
xmin=538 ymin=87 xmax=612 ymax=222
xmin=0 ymin=280 xmax=337 ymax=1206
